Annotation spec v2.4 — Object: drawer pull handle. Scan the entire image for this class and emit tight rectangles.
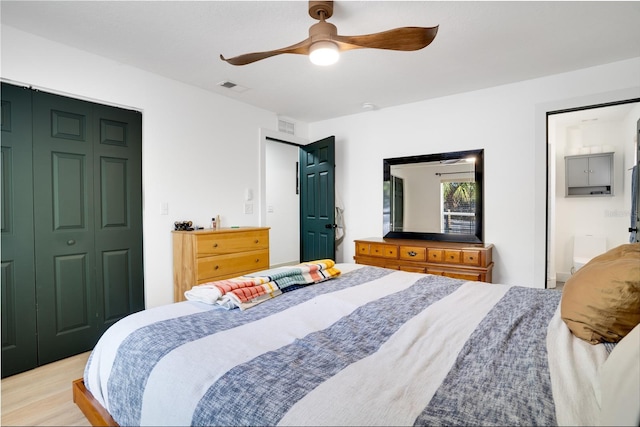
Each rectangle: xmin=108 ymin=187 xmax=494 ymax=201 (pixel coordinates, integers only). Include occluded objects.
xmin=469 ymin=256 xmax=474 ymax=260
xmin=214 ymin=265 xmax=219 ymax=270
xmin=255 ymin=239 xmax=259 ymax=244
xmin=450 ymin=255 xmax=455 ymax=259
xmin=255 ymin=258 xmax=260 ymax=263
xmin=407 ymin=251 xmax=417 ymax=257
xmin=213 ymin=243 xmax=218 ymax=248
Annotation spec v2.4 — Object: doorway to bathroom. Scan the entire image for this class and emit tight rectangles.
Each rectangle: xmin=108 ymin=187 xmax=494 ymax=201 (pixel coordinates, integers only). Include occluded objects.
xmin=547 ymin=100 xmax=640 ymax=288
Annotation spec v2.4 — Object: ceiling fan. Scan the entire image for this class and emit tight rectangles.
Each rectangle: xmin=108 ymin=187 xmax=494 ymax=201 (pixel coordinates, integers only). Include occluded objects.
xmin=220 ymin=0 xmax=438 ymax=66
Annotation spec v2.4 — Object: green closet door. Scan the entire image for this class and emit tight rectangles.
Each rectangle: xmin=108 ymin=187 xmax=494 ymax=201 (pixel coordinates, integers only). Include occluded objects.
xmin=32 ymin=91 xmax=99 ymax=364
xmin=1 ymin=84 xmax=37 ymax=377
xmin=92 ymin=103 xmax=144 ymax=335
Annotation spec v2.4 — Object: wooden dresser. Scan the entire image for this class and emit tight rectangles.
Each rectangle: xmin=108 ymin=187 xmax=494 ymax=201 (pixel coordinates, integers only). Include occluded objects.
xmin=354 ymin=238 xmax=494 ymax=282
xmin=172 ymin=227 xmax=270 ymax=302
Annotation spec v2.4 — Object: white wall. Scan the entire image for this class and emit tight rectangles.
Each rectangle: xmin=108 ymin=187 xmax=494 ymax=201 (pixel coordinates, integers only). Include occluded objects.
xmin=1 ymin=26 xmax=288 ymax=308
xmin=309 ymin=58 xmax=640 ymax=287
xmin=265 ymin=140 xmax=300 ymax=266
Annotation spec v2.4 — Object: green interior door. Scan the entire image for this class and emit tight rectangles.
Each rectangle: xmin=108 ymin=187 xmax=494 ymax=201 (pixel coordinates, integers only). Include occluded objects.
xmin=1 ymin=84 xmax=37 ymax=377
xmin=299 ymin=136 xmax=336 ymax=262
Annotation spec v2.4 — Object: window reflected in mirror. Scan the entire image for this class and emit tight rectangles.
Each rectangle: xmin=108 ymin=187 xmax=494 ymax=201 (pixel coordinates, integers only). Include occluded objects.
xmin=383 ymin=149 xmax=484 ymax=243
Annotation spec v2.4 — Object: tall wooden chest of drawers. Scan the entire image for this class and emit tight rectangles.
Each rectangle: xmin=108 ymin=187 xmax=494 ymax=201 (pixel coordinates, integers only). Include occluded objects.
xmin=354 ymin=238 xmax=493 ymax=282
xmin=172 ymin=227 xmax=270 ymax=302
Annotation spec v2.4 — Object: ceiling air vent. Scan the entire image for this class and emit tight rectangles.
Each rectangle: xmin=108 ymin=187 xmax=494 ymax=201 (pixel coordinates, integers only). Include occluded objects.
xmin=217 ymin=80 xmax=249 ymax=93
xmin=278 ymin=119 xmax=295 ymax=135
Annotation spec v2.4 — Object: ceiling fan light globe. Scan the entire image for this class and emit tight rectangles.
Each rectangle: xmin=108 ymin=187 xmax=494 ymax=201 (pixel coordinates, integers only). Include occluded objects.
xmin=309 ymin=41 xmax=339 ymax=66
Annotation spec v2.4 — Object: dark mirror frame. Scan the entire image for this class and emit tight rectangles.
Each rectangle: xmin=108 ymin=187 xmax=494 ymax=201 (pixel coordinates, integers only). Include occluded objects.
xmin=383 ymin=149 xmax=484 ymax=243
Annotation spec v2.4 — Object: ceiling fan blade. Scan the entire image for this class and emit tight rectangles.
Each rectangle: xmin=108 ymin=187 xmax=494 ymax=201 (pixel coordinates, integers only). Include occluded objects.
xmin=220 ymin=37 xmax=313 ymax=66
xmin=334 ymin=26 xmax=438 ymax=52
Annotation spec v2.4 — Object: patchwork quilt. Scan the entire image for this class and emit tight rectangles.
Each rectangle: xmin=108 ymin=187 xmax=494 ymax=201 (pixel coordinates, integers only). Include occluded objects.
xmin=184 ymin=259 xmax=340 ymax=310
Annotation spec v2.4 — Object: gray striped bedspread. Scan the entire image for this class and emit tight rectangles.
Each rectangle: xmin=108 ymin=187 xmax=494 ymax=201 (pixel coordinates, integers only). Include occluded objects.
xmin=84 ymin=264 xmax=608 ymax=426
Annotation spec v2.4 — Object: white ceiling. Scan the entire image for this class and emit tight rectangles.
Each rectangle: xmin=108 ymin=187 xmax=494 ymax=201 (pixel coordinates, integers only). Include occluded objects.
xmin=2 ymin=1 xmax=640 ymax=123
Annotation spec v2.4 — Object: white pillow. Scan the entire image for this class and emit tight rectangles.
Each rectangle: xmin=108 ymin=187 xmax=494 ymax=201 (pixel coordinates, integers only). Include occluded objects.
xmin=598 ymin=323 xmax=640 ymax=426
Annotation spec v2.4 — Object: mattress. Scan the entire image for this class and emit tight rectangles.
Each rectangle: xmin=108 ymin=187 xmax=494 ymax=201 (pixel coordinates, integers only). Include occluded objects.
xmin=84 ymin=264 xmax=609 ymax=426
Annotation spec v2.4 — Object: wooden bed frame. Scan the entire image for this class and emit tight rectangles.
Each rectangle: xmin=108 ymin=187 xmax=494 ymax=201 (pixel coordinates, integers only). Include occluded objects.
xmin=72 ymin=378 xmax=119 ymax=427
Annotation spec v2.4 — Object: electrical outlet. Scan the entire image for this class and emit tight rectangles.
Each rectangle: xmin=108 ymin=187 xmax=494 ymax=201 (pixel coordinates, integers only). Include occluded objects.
xmin=244 ymin=203 xmax=253 ymax=214
xmin=161 ymin=202 xmax=169 ymax=215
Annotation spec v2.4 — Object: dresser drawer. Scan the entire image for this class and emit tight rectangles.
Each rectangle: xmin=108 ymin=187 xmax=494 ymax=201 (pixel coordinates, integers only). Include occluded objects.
xmin=400 ymin=265 xmax=427 ymax=273
xmin=443 ymin=250 xmax=461 ymax=264
xmin=427 ymin=249 xmax=444 ymax=262
xmin=427 ymin=268 xmax=481 ymax=281
xmin=462 ymin=250 xmax=481 ymax=266
xmin=399 ymin=246 xmax=427 ymax=262
xmin=196 ymin=230 xmax=269 ymax=256
xmin=356 ymin=242 xmax=371 ymax=256
xmin=197 ymin=249 xmax=269 ymax=282
xmin=370 ymin=244 xmax=398 ymax=259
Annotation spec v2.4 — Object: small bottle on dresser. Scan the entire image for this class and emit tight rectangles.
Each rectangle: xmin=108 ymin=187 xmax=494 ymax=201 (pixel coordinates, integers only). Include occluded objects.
xmin=211 ymin=217 xmax=217 ymax=230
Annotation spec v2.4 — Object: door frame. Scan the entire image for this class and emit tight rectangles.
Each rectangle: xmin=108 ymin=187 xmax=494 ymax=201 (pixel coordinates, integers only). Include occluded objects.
xmin=258 ymin=129 xmax=308 ymax=265
xmin=258 ymin=128 xmax=308 ymax=227
xmin=538 ymin=89 xmax=640 ymax=288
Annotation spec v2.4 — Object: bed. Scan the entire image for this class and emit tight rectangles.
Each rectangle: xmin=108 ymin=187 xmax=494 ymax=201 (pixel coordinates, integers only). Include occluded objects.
xmin=74 ymin=255 xmax=640 ymax=426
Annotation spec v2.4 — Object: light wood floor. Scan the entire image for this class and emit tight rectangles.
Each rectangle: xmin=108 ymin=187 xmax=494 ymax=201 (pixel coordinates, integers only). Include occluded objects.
xmin=1 ymin=352 xmax=91 ymax=426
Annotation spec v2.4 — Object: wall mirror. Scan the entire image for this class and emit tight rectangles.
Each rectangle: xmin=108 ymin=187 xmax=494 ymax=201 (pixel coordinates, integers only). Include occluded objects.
xmin=383 ymin=149 xmax=484 ymax=243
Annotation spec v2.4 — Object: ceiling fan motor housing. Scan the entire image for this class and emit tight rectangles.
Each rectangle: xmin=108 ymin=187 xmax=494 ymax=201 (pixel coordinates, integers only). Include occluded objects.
xmin=309 ymin=21 xmax=338 ymax=42
xmin=309 ymin=1 xmax=334 ymax=20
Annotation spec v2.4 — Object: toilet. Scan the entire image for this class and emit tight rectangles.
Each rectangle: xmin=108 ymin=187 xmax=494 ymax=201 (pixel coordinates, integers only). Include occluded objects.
xmin=572 ymin=235 xmax=607 ymax=274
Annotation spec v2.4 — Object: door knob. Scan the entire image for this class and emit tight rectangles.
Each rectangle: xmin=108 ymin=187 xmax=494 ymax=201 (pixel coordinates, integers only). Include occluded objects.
xmin=67 ymin=239 xmax=76 ymax=245
xmin=324 ymin=224 xmax=337 ymax=229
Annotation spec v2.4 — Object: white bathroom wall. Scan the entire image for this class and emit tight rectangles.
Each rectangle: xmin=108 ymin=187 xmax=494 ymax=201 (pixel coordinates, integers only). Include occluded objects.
xmin=309 ymin=58 xmax=640 ymax=288
xmin=1 ymin=26 xmax=288 ymax=308
xmin=553 ymin=111 xmax=637 ymax=281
